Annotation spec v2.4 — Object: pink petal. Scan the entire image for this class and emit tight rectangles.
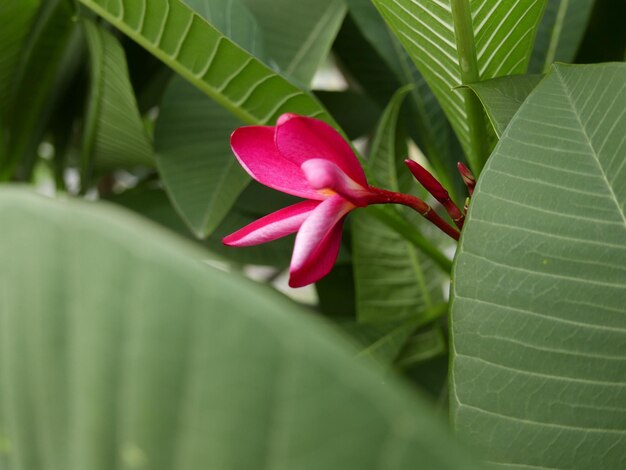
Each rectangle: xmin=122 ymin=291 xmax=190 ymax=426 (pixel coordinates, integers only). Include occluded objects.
xmin=223 ymin=200 xmax=320 ymax=247
xmin=231 ymin=126 xmax=323 ymax=200
xmin=288 ymin=195 xmax=354 ymax=287
xmin=275 ymin=114 xmax=368 ymax=187
xmin=301 ymin=159 xmax=372 ymax=206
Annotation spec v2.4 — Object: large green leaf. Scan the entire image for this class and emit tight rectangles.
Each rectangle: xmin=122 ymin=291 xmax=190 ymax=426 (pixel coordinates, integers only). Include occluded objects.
xmin=353 ymin=87 xmax=446 ymax=324
xmin=0 ymin=187 xmax=482 ymax=470
xmin=451 ymin=63 xmax=626 ymax=469
xmin=2 ymin=0 xmax=82 ymax=180
xmin=81 ymin=20 xmax=153 ymax=185
xmin=241 ymin=0 xmax=347 ymax=85
xmin=464 ymin=74 xmax=543 ymax=137
xmin=372 ymin=0 xmax=546 ymax=172
xmin=529 ymin=0 xmax=595 ymax=73
xmin=78 ymin=0 xmax=331 ymax=126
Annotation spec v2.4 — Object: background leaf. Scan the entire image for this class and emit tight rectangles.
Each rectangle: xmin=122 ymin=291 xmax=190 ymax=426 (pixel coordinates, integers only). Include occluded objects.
xmin=371 ymin=0 xmax=546 ymax=171
xmin=451 ymin=63 xmax=626 ymax=469
xmin=0 ymin=187 xmax=482 ymax=470
xmin=155 ymin=0 xmax=263 ymax=238
xmin=343 ymin=0 xmax=463 ymax=197
xmin=352 ymin=87 xmax=446 ymax=324
xmin=2 ymin=0 xmax=83 ymax=180
xmin=153 ymin=0 xmax=264 ymax=236
xmin=117 ymin=0 xmax=345 ymax=236
xmin=0 ymin=0 xmax=43 ymax=174
xmin=184 ymin=0 xmax=265 ymax=58
xmin=78 ymin=0 xmax=332 ymax=127
xmin=154 ymin=73 xmax=249 ymax=237
xmin=315 ymin=90 xmax=380 ymax=139
xmin=241 ymin=0 xmax=347 ymax=85
xmin=529 ymin=0 xmax=596 ymax=73
xmin=343 ymin=319 xmax=423 ymax=365
xmin=464 ymin=74 xmax=543 ymax=137
xmin=81 ymin=20 xmax=153 ymax=185
xmin=0 ymin=0 xmax=40 ymax=116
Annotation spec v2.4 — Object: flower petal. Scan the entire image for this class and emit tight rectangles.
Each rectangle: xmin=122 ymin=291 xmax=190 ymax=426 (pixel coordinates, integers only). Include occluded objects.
xmin=275 ymin=114 xmax=368 ymax=187
xmin=301 ymin=158 xmax=372 ymax=206
xmin=288 ymin=195 xmax=354 ymax=287
xmin=231 ymin=126 xmax=323 ymax=200
xmin=223 ymin=200 xmax=320 ymax=247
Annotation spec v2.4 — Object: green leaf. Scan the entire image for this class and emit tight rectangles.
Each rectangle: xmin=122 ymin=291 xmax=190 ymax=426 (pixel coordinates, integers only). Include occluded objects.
xmin=353 ymin=87 xmax=446 ymax=324
xmin=464 ymin=74 xmax=543 ymax=137
xmin=0 ymin=0 xmax=40 ymax=116
xmin=396 ymin=325 xmax=447 ymax=368
xmin=345 ymin=0 xmax=463 ymax=197
xmin=2 ymin=0 xmax=83 ymax=180
xmin=154 ymin=76 xmax=248 ymax=237
xmin=241 ymin=0 xmax=347 ymax=85
xmin=529 ymin=0 xmax=595 ymax=73
xmin=451 ymin=63 xmax=626 ymax=469
xmin=372 ymin=0 xmax=546 ymax=172
xmin=184 ymin=0 xmax=265 ymax=58
xmin=343 ymin=319 xmax=421 ymax=365
xmin=333 ymin=13 xmax=403 ymax=107
xmin=0 ymin=187 xmax=482 ymax=470
xmin=78 ymin=0 xmax=332 ymax=126
xmin=153 ymin=0 xmax=267 ymax=237
xmin=366 ymin=86 xmax=413 ymax=192
xmin=81 ymin=20 xmax=153 ymax=185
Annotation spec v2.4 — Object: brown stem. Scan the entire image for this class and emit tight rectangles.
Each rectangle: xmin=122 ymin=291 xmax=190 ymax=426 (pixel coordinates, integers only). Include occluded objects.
xmin=365 ymin=187 xmax=460 ymax=241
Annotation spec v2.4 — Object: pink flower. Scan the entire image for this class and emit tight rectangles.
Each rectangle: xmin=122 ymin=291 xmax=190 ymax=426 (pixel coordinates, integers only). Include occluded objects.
xmin=222 ymin=113 xmax=375 ymax=288
xmin=222 ymin=113 xmax=460 ymax=288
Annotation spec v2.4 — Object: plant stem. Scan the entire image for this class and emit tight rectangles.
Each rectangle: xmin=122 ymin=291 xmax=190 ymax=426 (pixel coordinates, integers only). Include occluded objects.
xmin=366 ymin=205 xmax=453 ymax=274
xmin=366 ymin=187 xmax=460 ymax=241
xmin=450 ymin=0 xmax=490 ymax=174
